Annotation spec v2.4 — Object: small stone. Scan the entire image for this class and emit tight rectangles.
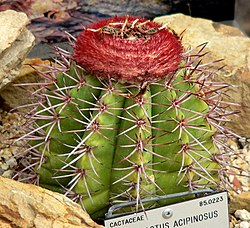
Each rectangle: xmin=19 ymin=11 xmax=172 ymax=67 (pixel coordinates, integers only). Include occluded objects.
xmin=0 ymin=148 xmax=12 ymax=160
xmin=239 ymin=137 xmax=247 ymax=147
xmin=242 ymin=186 xmax=250 ymax=192
xmin=5 ymin=157 xmax=17 ymax=169
xmin=0 ymin=58 xmax=50 ymax=111
xmin=2 ymin=170 xmax=13 ymax=178
xmin=0 ymin=10 xmax=35 ymax=90
xmin=239 ymin=221 xmax=250 ymax=228
xmin=235 ymin=209 xmax=250 ymax=221
xmin=0 ymin=163 xmax=8 ymax=171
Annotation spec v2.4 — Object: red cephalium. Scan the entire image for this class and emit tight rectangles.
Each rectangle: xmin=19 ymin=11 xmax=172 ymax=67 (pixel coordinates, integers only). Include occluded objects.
xmin=73 ymin=16 xmax=183 ymax=83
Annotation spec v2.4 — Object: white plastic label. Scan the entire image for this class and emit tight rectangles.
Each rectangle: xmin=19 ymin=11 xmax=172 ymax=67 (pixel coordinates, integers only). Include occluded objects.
xmin=105 ymin=191 xmax=229 ymax=228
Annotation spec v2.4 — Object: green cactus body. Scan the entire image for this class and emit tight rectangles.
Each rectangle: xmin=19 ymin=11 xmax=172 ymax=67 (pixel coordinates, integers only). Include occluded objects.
xmin=15 ymin=16 xmax=236 ymax=220
xmin=20 ymin=63 xmax=221 ymax=217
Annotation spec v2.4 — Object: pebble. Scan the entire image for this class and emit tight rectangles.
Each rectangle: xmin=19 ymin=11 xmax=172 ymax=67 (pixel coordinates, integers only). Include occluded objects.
xmin=227 ymin=138 xmax=250 ymax=193
xmin=2 ymin=169 xmax=13 ymax=178
xmin=5 ymin=157 xmax=17 ymax=169
xmin=235 ymin=210 xmax=250 ymax=221
xmin=235 ymin=221 xmax=250 ymax=228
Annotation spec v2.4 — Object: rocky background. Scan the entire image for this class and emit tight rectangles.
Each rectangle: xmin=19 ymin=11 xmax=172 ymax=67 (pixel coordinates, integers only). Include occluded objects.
xmin=0 ymin=7 xmax=250 ymax=228
xmin=0 ymin=0 xmax=235 ymax=45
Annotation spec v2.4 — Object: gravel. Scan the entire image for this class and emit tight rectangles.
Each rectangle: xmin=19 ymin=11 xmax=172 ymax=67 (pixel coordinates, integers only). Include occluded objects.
xmin=232 ymin=210 xmax=250 ymax=227
xmin=0 ymin=110 xmax=25 ymax=178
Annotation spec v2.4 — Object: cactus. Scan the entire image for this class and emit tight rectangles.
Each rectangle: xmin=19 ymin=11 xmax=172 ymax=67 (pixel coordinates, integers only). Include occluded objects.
xmin=15 ymin=16 xmax=238 ymax=219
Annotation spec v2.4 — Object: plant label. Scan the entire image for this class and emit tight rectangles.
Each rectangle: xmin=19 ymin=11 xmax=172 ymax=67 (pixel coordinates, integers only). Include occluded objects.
xmin=105 ymin=191 xmax=229 ymax=228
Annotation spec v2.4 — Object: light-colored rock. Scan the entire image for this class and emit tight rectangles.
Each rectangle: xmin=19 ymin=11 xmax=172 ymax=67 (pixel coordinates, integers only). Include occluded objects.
xmin=235 ymin=222 xmax=250 ymax=228
xmin=29 ymin=0 xmax=77 ymax=20
xmin=235 ymin=209 xmax=250 ymax=221
xmin=0 ymin=176 xmax=103 ymax=228
xmin=238 ymin=221 xmax=250 ymax=228
xmin=154 ymin=14 xmax=250 ymax=136
xmin=0 ymin=10 xmax=35 ymax=90
xmin=0 ymin=58 xmax=50 ymax=111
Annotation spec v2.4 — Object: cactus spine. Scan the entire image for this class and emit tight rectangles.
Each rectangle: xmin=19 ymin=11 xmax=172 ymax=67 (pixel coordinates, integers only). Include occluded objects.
xmin=15 ymin=16 xmax=237 ymax=219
